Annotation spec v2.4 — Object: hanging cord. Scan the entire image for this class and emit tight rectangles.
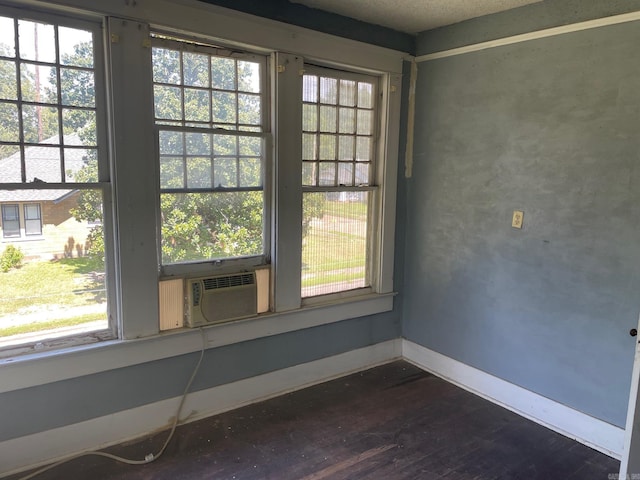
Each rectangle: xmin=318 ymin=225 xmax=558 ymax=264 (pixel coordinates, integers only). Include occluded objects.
xmin=18 ymin=328 xmax=207 ymax=480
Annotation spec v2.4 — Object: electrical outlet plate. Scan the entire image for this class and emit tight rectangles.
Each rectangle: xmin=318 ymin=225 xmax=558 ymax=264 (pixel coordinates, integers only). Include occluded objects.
xmin=512 ymin=210 xmax=524 ymax=229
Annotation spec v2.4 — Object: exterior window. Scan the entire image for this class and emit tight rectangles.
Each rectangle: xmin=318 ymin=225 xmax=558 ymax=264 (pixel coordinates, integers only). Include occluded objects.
xmin=301 ymin=68 xmax=377 ymax=298
xmin=0 ymin=10 xmax=109 ymax=348
xmin=1 ymin=204 xmax=19 ymax=237
xmin=152 ymin=35 xmax=267 ymax=267
xmin=24 ymin=203 xmax=41 ymax=235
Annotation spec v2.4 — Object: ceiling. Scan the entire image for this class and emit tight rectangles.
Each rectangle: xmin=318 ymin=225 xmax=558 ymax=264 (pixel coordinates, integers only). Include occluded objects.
xmin=290 ymin=0 xmax=543 ymax=34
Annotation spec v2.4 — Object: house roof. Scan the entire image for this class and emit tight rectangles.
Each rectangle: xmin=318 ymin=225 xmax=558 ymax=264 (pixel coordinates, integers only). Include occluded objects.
xmin=0 ymin=134 xmax=88 ymax=203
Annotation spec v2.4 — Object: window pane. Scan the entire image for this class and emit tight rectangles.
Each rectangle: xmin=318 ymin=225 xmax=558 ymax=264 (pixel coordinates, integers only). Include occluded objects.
xmin=338 ymin=136 xmax=354 ymax=161
xmin=338 ymin=108 xmax=355 ymax=134
xmin=302 ymin=192 xmax=369 ymax=297
xmin=319 ymin=134 xmax=335 ymax=160
xmin=318 ymin=162 xmax=335 ymax=186
xmin=358 ymin=82 xmax=373 ymax=108
xmin=337 ymin=162 xmax=353 ymax=185
xmin=302 ymin=161 xmax=316 ymax=186
xmin=22 ymin=105 xmax=59 ymax=143
xmin=160 ymin=156 xmax=185 ymax=189
xmin=159 ymin=130 xmax=184 ymax=155
xmin=18 ymin=20 xmax=56 ymax=63
xmin=184 ymin=88 xmax=210 ymax=122
xmin=63 ymin=108 xmax=97 ymax=146
xmin=211 ymin=57 xmax=235 ymax=90
xmin=238 ymin=94 xmax=260 ymax=125
xmin=154 ymin=85 xmax=182 ymax=120
xmin=58 ymin=27 xmax=93 ymax=67
xmin=186 ymin=157 xmax=212 ymax=188
xmin=183 ymin=52 xmax=209 ymax=87
xmin=237 ymin=61 xmax=260 ymax=93
xmin=0 ymin=188 xmax=108 ymax=346
xmin=302 ymin=133 xmax=316 ymax=160
xmin=357 ymin=109 xmax=373 ymax=135
xmin=214 ymin=158 xmax=237 ymax=187
xmin=212 ymin=91 xmax=236 ymax=124
xmin=319 ymin=77 xmax=337 ymax=104
xmin=319 ymin=106 xmax=336 ymax=133
xmin=0 ymin=101 xmax=20 ymax=143
xmin=0 ymin=61 xmax=17 ymax=100
xmin=0 ymin=17 xmax=16 ymax=57
xmin=153 ymin=48 xmax=181 ymax=85
xmin=21 ymin=63 xmax=57 ymax=104
xmin=356 ymin=136 xmax=370 ymax=161
xmin=239 ymin=158 xmax=261 ymax=187
xmin=60 ymin=68 xmax=95 ymax=107
xmin=160 ymin=191 xmax=264 ymax=264
xmin=65 ymin=147 xmax=97 ymax=183
xmin=303 ymin=104 xmax=317 ymax=131
xmin=303 ymin=75 xmax=318 ymax=102
xmin=339 ymin=79 xmax=356 ymax=107
xmin=25 ymin=146 xmax=62 ymax=182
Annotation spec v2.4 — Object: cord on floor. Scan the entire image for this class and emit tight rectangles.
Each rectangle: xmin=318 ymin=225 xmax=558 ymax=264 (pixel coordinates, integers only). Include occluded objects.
xmin=17 ymin=328 xmax=207 ymax=480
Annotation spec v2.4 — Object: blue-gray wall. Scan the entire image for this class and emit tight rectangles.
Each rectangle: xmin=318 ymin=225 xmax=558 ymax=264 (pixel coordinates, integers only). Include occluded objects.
xmin=405 ymin=4 xmax=640 ymax=427
xmin=0 ymin=313 xmax=399 ymax=442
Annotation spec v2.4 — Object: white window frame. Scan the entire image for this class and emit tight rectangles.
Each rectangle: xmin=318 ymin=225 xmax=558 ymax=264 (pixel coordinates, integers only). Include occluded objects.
xmin=149 ymin=34 xmax=272 ymax=278
xmin=23 ymin=202 xmax=41 ymax=236
xmin=0 ymin=0 xmax=402 ymax=375
xmin=0 ymin=4 xmax=115 ymax=356
xmin=299 ymin=65 xmax=380 ymax=301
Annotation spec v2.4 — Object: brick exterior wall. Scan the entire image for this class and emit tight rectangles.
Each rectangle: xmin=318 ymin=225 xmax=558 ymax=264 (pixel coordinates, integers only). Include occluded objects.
xmin=0 ymin=193 xmax=94 ymax=261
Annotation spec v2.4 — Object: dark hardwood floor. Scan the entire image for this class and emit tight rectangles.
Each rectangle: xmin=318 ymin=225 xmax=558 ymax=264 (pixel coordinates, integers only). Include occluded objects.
xmin=11 ymin=361 xmax=619 ymax=479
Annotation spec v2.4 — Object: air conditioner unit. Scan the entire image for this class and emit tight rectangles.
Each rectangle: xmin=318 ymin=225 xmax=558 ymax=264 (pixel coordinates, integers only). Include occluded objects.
xmin=185 ymin=272 xmax=257 ymax=327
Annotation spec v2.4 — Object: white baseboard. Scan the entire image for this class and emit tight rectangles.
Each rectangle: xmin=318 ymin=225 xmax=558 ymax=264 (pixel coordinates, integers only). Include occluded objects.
xmin=402 ymin=339 xmax=624 ymax=459
xmin=0 ymin=339 xmax=401 ymax=478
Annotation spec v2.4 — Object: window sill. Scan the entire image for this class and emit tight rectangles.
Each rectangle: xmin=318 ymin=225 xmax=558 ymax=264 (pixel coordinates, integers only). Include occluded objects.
xmin=0 ymin=292 xmax=396 ymax=393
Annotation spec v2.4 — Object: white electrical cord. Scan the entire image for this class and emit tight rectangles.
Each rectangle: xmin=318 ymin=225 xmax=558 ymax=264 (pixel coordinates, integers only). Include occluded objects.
xmin=17 ymin=328 xmax=207 ymax=480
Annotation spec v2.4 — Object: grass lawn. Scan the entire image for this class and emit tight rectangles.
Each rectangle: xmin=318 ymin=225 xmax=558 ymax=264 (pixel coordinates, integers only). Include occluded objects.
xmin=0 ymin=257 xmax=106 ymax=317
xmin=0 ymin=313 xmax=105 ymax=338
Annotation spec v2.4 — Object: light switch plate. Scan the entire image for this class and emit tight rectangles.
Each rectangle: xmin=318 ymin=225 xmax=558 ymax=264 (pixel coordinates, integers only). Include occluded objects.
xmin=512 ymin=210 xmax=524 ymax=229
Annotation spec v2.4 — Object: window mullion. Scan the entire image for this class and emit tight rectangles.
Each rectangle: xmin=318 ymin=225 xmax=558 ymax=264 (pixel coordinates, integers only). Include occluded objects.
xmin=107 ymin=18 xmax=159 ymax=339
xmin=272 ymin=52 xmax=303 ymax=312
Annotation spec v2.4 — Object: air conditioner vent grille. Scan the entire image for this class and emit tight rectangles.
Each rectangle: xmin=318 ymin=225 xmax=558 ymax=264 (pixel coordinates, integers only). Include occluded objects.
xmin=202 ymin=273 xmax=255 ymax=290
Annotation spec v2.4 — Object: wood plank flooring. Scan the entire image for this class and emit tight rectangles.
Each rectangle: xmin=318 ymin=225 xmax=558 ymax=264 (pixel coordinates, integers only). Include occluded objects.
xmin=10 ymin=361 xmax=619 ymax=479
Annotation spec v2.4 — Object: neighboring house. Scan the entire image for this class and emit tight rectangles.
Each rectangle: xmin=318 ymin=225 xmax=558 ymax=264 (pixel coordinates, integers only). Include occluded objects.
xmin=0 ymin=134 xmax=94 ymax=261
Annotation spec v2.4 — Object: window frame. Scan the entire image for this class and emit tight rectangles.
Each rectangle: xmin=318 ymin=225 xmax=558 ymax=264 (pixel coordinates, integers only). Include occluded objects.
xmin=23 ymin=202 xmax=42 ymax=236
xmin=1 ymin=203 xmax=20 ymax=238
xmin=300 ymin=64 xmax=380 ymax=301
xmin=150 ymin=34 xmax=272 ymax=278
xmin=0 ymin=0 xmax=402 ymax=364
xmin=0 ymin=4 xmax=115 ymax=354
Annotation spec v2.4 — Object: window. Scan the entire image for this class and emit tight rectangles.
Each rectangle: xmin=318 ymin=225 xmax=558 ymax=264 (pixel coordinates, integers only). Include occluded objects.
xmin=1 ymin=204 xmax=19 ymax=238
xmin=151 ymin=36 xmax=267 ymax=268
xmin=23 ymin=203 xmax=41 ymax=235
xmin=301 ymin=68 xmax=378 ymax=298
xmin=0 ymin=8 xmax=110 ymax=348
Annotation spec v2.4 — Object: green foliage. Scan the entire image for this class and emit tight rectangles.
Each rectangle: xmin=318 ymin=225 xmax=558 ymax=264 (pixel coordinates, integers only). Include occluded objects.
xmin=85 ymin=226 xmax=105 ymax=260
xmin=1 ymin=245 xmax=24 ymax=273
xmin=303 ymin=193 xmax=326 ymax=239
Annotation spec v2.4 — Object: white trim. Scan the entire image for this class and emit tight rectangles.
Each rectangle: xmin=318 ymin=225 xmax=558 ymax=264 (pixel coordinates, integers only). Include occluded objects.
xmin=402 ymin=340 xmax=624 ymax=459
xmin=0 ymin=293 xmax=394 ymax=393
xmin=0 ymin=339 xmax=401 ymax=477
xmin=415 ymin=10 xmax=640 ymax=62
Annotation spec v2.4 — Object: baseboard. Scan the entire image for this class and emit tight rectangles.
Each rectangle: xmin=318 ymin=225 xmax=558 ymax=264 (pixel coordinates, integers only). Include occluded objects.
xmin=0 ymin=339 xmax=401 ymax=478
xmin=402 ymin=339 xmax=624 ymax=459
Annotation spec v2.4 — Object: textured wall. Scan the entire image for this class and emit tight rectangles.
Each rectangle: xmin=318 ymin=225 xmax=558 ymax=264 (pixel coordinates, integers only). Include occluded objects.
xmin=405 ymin=20 xmax=640 ymax=427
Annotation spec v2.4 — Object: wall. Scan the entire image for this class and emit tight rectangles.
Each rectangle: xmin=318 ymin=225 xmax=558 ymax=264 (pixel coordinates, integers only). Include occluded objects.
xmin=405 ymin=3 xmax=640 ymax=427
